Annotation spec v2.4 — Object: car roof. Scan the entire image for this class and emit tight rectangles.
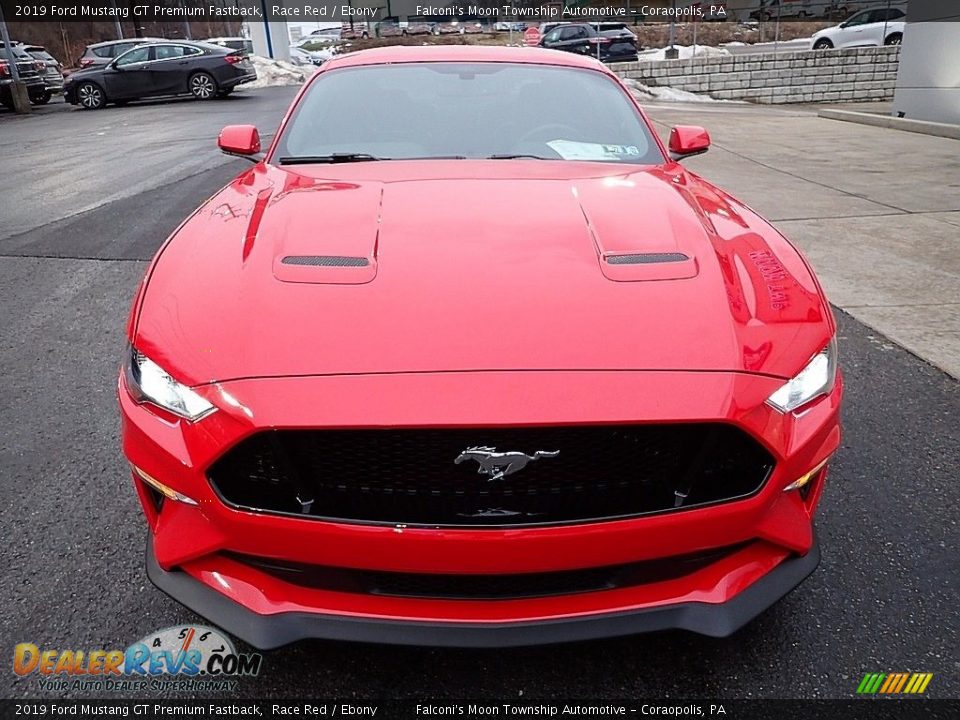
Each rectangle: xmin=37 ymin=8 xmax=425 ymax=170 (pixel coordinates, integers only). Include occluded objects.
xmin=88 ymin=37 xmax=162 ymax=48
xmin=322 ymin=45 xmax=609 ymax=72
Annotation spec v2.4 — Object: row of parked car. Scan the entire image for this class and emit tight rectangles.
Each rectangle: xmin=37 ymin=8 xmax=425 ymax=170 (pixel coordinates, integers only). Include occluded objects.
xmin=1 ymin=36 xmax=257 ymax=111
xmin=0 ymin=41 xmax=64 ymax=109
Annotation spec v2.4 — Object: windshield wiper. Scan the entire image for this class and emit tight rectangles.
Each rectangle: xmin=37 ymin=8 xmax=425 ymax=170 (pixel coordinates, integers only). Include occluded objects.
xmin=277 ymin=154 xmax=470 ymax=164
xmin=278 ymin=153 xmax=381 ymax=165
xmin=486 ymin=154 xmax=551 ymax=160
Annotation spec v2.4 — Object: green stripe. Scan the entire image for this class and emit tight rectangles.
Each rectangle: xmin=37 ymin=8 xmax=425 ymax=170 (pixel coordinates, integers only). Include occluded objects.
xmin=856 ymin=674 xmax=873 ymax=693
xmin=869 ymin=674 xmax=887 ymax=694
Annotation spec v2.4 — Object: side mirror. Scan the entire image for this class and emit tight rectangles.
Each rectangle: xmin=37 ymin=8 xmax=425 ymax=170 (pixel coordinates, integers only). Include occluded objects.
xmin=668 ymin=125 xmax=710 ymax=160
xmin=218 ymin=124 xmax=263 ymax=162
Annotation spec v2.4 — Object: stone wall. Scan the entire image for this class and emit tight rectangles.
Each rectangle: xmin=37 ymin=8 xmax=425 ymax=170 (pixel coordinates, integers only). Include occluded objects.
xmin=613 ymin=46 xmax=901 ymax=104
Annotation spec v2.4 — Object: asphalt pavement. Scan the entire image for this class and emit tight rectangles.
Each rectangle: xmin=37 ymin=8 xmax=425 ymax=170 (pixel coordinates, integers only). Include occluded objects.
xmin=0 ymin=88 xmax=957 ymax=701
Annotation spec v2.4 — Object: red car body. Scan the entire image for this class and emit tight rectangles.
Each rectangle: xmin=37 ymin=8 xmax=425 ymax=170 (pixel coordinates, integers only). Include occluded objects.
xmin=120 ymin=46 xmax=842 ymax=648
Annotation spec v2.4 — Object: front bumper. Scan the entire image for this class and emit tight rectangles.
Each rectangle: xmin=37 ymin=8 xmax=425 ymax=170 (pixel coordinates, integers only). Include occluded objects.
xmin=147 ymin=535 xmax=820 ymax=649
xmin=122 ymin=369 xmax=841 ymax=648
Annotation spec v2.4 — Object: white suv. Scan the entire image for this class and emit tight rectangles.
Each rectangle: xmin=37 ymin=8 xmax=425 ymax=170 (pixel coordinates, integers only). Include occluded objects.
xmin=810 ymin=7 xmax=906 ymax=49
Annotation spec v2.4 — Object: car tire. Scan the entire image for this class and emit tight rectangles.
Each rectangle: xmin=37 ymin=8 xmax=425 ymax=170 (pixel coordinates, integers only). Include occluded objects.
xmin=188 ymin=72 xmax=217 ymax=101
xmin=33 ymin=92 xmax=52 ymax=105
xmin=77 ymin=81 xmax=106 ymax=110
xmin=813 ymin=38 xmax=834 ymax=50
xmin=884 ymin=33 xmax=902 ymax=46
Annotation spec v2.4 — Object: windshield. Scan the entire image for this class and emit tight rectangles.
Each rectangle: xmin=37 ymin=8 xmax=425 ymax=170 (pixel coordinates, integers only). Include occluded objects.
xmin=273 ymin=62 xmax=663 ymax=165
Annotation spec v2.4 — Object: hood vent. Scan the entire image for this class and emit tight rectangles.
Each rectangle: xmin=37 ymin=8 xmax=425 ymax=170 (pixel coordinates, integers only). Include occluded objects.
xmin=282 ymin=255 xmax=370 ymax=267
xmin=606 ymin=252 xmax=690 ymax=265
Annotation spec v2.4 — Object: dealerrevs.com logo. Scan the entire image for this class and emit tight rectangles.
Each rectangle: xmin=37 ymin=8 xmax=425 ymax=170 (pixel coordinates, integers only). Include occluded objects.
xmin=14 ymin=625 xmax=262 ymax=692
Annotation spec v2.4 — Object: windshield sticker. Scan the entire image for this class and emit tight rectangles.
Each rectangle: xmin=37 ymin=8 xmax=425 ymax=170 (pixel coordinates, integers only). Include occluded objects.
xmin=547 ymin=140 xmax=641 ymax=161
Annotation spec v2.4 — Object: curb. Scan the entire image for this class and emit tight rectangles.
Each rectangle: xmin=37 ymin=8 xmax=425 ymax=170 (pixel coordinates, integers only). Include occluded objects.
xmin=818 ymin=109 xmax=960 ymax=140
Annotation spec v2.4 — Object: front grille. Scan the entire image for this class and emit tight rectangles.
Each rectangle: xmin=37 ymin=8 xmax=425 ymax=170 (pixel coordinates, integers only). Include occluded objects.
xmin=207 ymin=424 xmax=774 ymax=527
xmin=226 ymin=544 xmax=747 ymax=600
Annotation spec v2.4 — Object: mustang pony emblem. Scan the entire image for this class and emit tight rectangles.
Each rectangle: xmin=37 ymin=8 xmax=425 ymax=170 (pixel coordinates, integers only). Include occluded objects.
xmin=454 ymin=446 xmax=559 ymax=481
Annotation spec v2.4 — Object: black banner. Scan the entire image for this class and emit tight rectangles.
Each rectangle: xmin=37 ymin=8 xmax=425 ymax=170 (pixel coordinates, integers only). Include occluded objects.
xmin=1 ymin=700 xmax=959 ymax=720
xmin=3 ymin=0 xmax=957 ymax=25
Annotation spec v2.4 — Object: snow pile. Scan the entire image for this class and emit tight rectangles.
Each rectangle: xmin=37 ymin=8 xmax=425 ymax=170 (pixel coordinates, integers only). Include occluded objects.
xmin=244 ymin=56 xmax=309 ymax=88
xmin=623 ymin=77 xmax=733 ymax=104
xmin=639 ymin=45 xmax=731 ymax=61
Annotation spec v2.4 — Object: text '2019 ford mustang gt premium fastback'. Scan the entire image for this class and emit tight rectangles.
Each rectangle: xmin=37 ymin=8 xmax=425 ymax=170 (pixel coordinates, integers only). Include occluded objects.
xmin=120 ymin=46 xmax=842 ymax=649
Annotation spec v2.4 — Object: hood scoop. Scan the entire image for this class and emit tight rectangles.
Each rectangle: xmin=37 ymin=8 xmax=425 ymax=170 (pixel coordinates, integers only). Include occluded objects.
xmin=574 ymin=178 xmax=702 ymax=282
xmin=282 ymin=255 xmax=371 ymax=267
xmin=605 ymin=252 xmax=690 ymax=265
xmin=269 ymin=181 xmax=382 ymax=285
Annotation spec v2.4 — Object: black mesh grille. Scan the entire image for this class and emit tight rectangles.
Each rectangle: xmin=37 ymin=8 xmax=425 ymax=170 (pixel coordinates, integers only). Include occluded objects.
xmin=226 ymin=544 xmax=746 ymax=600
xmin=606 ymin=253 xmax=690 ymax=265
xmin=281 ymin=255 xmax=369 ymax=267
xmin=207 ymin=424 xmax=774 ymax=527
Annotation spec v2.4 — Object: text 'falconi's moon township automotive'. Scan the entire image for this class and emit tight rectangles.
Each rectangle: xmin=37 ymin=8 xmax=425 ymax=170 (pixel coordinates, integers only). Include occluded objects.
xmin=119 ymin=45 xmax=842 ymax=649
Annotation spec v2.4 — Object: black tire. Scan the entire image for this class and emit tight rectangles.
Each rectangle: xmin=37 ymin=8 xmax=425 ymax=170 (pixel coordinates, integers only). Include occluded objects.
xmin=77 ymin=81 xmax=106 ymax=110
xmin=884 ymin=32 xmax=902 ymax=46
xmin=188 ymin=71 xmax=217 ymax=101
xmin=813 ymin=38 xmax=834 ymax=50
xmin=33 ymin=92 xmax=52 ymax=105
xmin=361 ymin=31 xmax=369 ymax=39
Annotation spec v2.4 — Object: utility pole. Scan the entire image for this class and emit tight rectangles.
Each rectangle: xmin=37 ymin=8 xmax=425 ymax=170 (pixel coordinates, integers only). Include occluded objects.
xmin=111 ymin=0 xmax=123 ymax=38
xmin=0 ymin=2 xmax=31 ymax=113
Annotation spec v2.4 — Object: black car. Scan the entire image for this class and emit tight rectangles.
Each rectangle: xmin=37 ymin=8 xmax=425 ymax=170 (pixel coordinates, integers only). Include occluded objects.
xmin=64 ymin=41 xmax=257 ymax=110
xmin=0 ymin=42 xmax=46 ymax=109
xmin=539 ymin=23 xmax=639 ymax=63
xmin=76 ymin=38 xmax=163 ymax=70
xmin=19 ymin=44 xmax=64 ymax=103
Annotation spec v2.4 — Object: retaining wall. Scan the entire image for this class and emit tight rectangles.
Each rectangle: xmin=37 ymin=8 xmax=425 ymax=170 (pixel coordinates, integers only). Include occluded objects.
xmin=613 ymin=46 xmax=901 ymax=104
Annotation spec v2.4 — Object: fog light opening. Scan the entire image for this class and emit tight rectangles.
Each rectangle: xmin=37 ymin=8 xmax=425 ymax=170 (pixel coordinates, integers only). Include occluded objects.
xmin=133 ymin=466 xmax=198 ymax=506
xmin=784 ymin=459 xmax=829 ymax=494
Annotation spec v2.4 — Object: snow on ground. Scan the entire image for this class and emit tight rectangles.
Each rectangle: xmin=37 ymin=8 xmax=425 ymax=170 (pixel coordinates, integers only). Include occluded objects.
xmin=244 ymin=56 xmax=310 ymax=88
xmin=638 ymin=45 xmax=731 ymax=61
xmin=622 ymin=77 xmax=735 ymax=104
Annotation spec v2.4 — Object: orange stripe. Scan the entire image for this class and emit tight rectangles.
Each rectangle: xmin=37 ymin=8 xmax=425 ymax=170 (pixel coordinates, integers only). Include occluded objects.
xmin=894 ymin=674 xmax=909 ymax=693
xmin=880 ymin=675 xmax=896 ymax=693
xmin=181 ymin=627 xmax=196 ymax=653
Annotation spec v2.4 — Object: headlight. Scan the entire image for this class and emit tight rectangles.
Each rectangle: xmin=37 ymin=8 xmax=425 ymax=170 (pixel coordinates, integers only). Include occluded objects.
xmin=126 ymin=347 xmax=216 ymax=421
xmin=767 ymin=338 xmax=838 ymax=413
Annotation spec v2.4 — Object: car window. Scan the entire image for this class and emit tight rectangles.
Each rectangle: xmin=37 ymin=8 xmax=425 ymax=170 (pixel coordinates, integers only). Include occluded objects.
xmin=559 ymin=27 xmax=579 ymax=40
xmin=874 ymin=9 xmax=904 ymax=21
xmin=154 ymin=45 xmax=185 ymax=60
xmin=275 ymin=63 xmax=663 ymax=165
xmin=543 ymin=29 xmax=562 ymax=43
xmin=844 ymin=10 xmax=872 ymax=26
xmin=91 ymin=46 xmax=112 ymax=58
xmin=112 ymin=43 xmax=140 ymax=57
xmin=115 ymin=46 xmax=151 ymax=66
xmin=26 ymin=49 xmax=56 ymax=63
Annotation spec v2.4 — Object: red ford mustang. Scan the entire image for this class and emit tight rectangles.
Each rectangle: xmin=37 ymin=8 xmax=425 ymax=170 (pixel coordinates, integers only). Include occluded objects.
xmin=120 ymin=46 xmax=842 ymax=648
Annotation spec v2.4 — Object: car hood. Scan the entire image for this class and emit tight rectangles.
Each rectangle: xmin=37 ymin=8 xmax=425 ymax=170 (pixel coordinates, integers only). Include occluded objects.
xmin=134 ymin=161 xmax=833 ymax=386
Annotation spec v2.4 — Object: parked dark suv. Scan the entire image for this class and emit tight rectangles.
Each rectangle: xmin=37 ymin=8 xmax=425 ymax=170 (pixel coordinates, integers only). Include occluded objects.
xmin=77 ymin=38 xmax=162 ymax=69
xmin=19 ymin=44 xmax=64 ymax=103
xmin=0 ymin=42 xmax=46 ymax=109
xmin=539 ymin=23 xmax=639 ymax=63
